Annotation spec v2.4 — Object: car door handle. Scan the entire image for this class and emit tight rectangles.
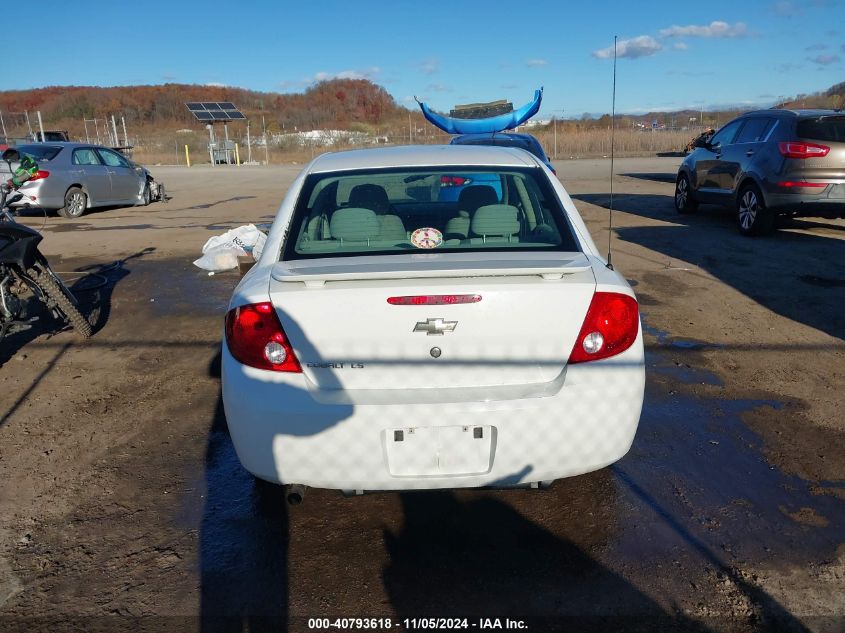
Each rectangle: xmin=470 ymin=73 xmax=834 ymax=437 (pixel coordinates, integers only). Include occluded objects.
xmin=715 ymin=154 xmax=722 ymax=159
xmin=746 ymin=150 xmax=755 ymax=157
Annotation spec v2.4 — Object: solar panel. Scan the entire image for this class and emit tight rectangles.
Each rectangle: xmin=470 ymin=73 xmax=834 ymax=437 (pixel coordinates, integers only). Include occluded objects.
xmin=185 ymin=102 xmax=246 ymax=122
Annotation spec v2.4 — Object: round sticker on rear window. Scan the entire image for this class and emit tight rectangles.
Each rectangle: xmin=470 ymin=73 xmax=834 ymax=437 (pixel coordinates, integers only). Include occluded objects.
xmin=411 ymin=227 xmax=443 ymax=249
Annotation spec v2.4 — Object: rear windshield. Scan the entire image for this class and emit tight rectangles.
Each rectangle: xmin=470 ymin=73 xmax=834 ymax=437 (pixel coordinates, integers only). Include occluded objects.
xmin=797 ymin=116 xmax=845 ymax=142
xmin=453 ymin=136 xmax=547 ymax=160
xmin=283 ymin=166 xmax=579 ymax=260
xmin=16 ymin=144 xmax=63 ymax=161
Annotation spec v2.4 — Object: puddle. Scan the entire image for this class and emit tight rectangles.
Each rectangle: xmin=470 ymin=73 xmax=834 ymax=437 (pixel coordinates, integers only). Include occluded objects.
xmin=642 ymin=320 xmax=722 ymax=351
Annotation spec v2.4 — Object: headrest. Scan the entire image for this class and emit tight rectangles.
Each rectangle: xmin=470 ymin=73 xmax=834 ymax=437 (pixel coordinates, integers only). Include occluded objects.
xmin=457 ymin=185 xmax=498 ymax=213
xmin=348 ymin=184 xmax=389 ymax=214
xmin=471 ymin=204 xmax=520 ymax=237
xmin=329 ymin=207 xmax=381 ymax=241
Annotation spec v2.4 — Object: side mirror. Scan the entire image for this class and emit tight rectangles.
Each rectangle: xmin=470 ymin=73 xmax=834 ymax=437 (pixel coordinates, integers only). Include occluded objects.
xmin=693 ymin=137 xmax=712 ymax=150
xmin=2 ymin=148 xmax=20 ymax=163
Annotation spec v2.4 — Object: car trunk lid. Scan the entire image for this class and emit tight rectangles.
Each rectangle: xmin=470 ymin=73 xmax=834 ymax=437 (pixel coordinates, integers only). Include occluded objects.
xmin=268 ymin=252 xmax=595 ymax=394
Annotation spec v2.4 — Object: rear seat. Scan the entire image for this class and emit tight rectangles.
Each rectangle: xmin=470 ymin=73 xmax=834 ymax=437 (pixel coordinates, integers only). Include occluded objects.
xmin=469 ymin=204 xmax=521 ymax=244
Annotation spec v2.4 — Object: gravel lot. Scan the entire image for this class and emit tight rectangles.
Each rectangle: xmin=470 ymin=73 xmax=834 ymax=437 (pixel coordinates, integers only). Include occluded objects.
xmin=0 ymin=156 xmax=843 ymax=632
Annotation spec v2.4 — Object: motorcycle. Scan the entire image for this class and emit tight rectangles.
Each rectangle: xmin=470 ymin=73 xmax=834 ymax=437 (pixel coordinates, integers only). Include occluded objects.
xmin=0 ymin=148 xmax=92 ymax=340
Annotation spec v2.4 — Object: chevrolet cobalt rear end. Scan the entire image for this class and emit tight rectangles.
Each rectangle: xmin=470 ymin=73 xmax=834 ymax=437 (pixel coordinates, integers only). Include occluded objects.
xmin=222 ymin=145 xmax=644 ymax=493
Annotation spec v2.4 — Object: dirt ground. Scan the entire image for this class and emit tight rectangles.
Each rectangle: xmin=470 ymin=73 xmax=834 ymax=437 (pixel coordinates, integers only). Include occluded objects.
xmin=0 ymin=157 xmax=843 ymax=632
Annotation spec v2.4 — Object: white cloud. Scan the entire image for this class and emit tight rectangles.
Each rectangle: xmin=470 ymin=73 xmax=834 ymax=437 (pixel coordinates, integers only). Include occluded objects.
xmin=808 ymin=54 xmax=841 ymax=66
xmin=593 ymin=36 xmax=662 ymax=59
xmin=659 ymin=21 xmax=748 ymax=38
xmin=426 ymin=83 xmax=453 ymax=93
xmin=673 ymin=42 xmax=689 ymax=50
xmin=416 ymin=58 xmax=439 ymax=75
xmin=525 ymin=59 xmax=549 ymax=67
xmin=310 ymin=67 xmax=381 ymax=83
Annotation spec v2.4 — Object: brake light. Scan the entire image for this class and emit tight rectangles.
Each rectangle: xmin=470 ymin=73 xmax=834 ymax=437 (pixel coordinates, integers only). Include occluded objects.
xmin=224 ymin=302 xmax=301 ymax=372
xmin=568 ymin=292 xmax=639 ymax=364
xmin=777 ymin=181 xmax=828 ymax=188
xmin=440 ymin=175 xmax=472 ymax=187
xmin=778 ymin=142 xmax=830 ymax=159
xmin=29 ymin=170 xmax=50 ymax=181
xmin=387 ymin=294 xmax=482 ymax=305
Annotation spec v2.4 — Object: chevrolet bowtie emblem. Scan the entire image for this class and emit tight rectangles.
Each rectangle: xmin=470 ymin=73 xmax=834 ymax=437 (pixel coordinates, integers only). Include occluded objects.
xmin=413 ymin=318 xmax=458 ymax=335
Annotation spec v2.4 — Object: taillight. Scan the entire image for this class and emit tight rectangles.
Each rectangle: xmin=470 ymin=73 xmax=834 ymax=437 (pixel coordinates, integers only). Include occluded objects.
xmin=568 ymin=292 xmax=639 ymax=364
xmin=224 ymin=302 xmax=301 ymax=372
xmin=387 ymin=294 xmax=481 ymax=305
xmin=778 ymin=141 xmax=830 ymax=159
xmin=776 ymin=181 xmax=828 ymax=189
xmin=29 ymin=170 xmax=50 ymax=181
xmin=440 ymin=175 xmax=472 ymax=187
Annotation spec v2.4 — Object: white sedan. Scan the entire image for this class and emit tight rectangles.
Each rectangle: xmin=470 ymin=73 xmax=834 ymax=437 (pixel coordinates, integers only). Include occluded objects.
xmin=222 ymin=145 xmax=644 ymax=496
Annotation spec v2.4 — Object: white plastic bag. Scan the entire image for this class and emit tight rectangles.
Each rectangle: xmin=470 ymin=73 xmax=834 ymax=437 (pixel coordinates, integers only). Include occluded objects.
xmin=193 ymin=224 xmax=267 ymax=271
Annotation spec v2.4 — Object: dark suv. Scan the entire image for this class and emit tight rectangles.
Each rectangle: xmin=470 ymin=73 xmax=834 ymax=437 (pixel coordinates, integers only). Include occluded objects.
xmin=675 ymin=109 xmax=845 ymax=235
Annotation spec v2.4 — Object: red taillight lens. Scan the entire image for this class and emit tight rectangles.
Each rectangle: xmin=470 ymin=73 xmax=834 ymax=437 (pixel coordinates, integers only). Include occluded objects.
xmin=224 ymin=302 xmax=301 ymax=372
xmin=440 ymin=175 xmax=472 ymax=187
xmin=568 ymin=292 xmax=639 ymax=364
xmin=776 ymin=181 xmax=828 ymax=188
xmin=778 ymin=141 xmax=830 ymax=159
xmin=29 ymin=170 xmax=50 ymax=181
xmin=387 ymin=294 xmax=482 ymax=305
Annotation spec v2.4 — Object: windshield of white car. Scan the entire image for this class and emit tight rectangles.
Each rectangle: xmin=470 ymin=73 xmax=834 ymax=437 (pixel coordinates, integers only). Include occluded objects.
xmin=283 ymin=166 xmax=579 ymax=260
xmin=16 ymin=145 xmax=63 ymax=161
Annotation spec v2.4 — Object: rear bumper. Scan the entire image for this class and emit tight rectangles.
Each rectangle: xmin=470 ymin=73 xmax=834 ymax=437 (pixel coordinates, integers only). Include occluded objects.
xmin=10 ymin=180 xmax=65 ymax=210
xmin=764 ymin=184 xmax=845 ymax=217
xmin=221 ymin=330 xmax=645 ymax=491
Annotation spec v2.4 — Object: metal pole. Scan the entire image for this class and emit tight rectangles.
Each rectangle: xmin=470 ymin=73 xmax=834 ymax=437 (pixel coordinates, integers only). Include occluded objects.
xmin=246 ymin=120 xmax=252 ymax=163
xmin=553 ymin=117 xmax=557 ymax=160
xmin=0 ymin=110 xmax=6 ymax=139
xmin=37 ymin=111 xmax=46 ymax=143
xmin=111 ymin=115 xmax=119 ymax=147
xmin=84 ymin=118 xmax=90 ymax=143
xmin=208 ymin=124 xmax=215 ymax=166
xmin=24 ymin=111 xmax=33 ymax=136
xmin=223 ymin=123 xmax=230 ymax=164
xmin=262 ymin=115 xmax=269 ymax=165
xmin=409 ymin=112 xmax=412 ymax=144
xmin=121 ymin=116 xmax=128 ymax=146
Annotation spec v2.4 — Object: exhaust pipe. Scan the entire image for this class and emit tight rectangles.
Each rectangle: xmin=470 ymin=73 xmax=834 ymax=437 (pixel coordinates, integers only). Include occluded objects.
xmin=285 ymin=484 xmax=306 ymax=505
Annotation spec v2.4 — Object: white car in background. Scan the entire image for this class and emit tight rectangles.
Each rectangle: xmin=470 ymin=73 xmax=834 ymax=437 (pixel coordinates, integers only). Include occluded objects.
xmin=222 ymin=145 xmax=644 ymax=497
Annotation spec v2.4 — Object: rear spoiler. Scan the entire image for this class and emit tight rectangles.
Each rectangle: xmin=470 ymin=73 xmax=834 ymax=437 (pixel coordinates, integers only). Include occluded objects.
xmin=271 ymin=252 xmax=592 ymax=288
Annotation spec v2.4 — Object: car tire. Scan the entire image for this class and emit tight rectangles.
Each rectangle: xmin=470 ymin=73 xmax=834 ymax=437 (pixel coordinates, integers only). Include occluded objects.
xmin=142 ymin=182 xmax=151 ymax=206
xmin=736 ymin=183 xmax=773 ymax=236
xmin=674 ymin=174 xmax=698 ymax=214
xmin=58 ymin=187 xmax=87 ymax=219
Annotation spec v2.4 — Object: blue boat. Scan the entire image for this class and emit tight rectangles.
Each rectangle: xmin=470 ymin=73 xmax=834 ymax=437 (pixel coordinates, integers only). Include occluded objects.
xmin=417 ymin=88 xmax=543 ymax=135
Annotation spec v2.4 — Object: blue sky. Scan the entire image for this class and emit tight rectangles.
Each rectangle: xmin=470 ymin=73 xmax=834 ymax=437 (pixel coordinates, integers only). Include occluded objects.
xmin=9 ymin=0 xmax=845 ymax=117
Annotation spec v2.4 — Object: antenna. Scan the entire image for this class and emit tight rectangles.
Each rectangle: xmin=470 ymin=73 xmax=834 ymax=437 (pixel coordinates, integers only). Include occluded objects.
xmin=607 ymin=35 xmax=617 ymax=271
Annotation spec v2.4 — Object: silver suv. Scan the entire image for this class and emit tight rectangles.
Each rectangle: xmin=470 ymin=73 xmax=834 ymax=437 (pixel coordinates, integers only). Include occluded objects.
xmin=675 ymin=109 xmax=845 ymax=235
